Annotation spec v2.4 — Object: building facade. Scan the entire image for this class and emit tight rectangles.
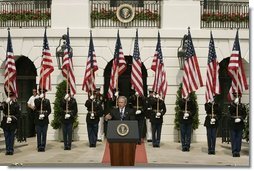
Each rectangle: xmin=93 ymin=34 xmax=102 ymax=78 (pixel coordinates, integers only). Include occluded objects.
xmin=0 ymin=0 xmax=249 ymax=142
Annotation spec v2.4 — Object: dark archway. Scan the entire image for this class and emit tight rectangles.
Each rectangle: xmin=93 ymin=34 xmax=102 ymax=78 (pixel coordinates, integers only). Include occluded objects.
xmin=103 ymin=55 xmax=148 ymax=99
xmin=16 ymin=56 xmax=37 ymax=137
xmin=216 ymin=57 xmax=232 ymax=142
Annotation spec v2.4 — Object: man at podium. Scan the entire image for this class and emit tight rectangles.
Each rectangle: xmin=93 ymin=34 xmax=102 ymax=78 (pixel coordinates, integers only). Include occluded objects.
xmin=105 ymin=96 xmax=135 ymax=121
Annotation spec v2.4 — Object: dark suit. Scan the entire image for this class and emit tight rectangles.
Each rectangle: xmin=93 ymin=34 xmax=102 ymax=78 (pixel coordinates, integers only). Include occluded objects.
xmin=85 ymin=98 xmax=103 ymax=147
xmin=60 ymin=97 xmax=78 ymax=150
xmin=149 ymin=98 xmax=166 ymax=147
xmin=34 ymin=97 xmax=51 ymax=151
xmin=109 ymin=107 xmax=135 ymax=121
xmin=129 ymin=95 xmax=146 ymax=143
xmin=229 ymin=102 xmax=246 ymax=157
xmin=178 ymin=98 xmax=196 ymax=151
xmin=204 ymin=102 xmax=221 ymax=154
xmin=0 ymin=100 xmax=20 ymax=155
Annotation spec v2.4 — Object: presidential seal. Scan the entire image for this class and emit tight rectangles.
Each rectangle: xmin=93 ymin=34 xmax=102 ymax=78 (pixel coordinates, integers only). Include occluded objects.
xmin=116 ymin=123 xmax=129 ymax=136
xmin=116 ymin=4 xmax=135 ymax=23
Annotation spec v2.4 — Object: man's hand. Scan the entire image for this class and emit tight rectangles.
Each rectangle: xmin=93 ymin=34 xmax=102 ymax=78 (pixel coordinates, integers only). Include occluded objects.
xmin=105 ymin=114 xmax=112 ymax=121
xmin=39 ymin=94 xmax=44 ymax=98
xmin=235 ymin=118 xmax=241 ymax=123
xmin=7 ymin=117 xmax=12 ymax=123
xmin=65 ymin=114 xmax=71 ymax=119
xmin=114 ymin=91 xmax=119 ymax=97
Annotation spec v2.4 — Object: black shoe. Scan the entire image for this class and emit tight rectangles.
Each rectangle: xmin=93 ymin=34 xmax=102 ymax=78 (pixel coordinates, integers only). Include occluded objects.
xmin=9 ymin=152 xmax=13 ymax=155
xmin=38 ymin=148 xmax=43 ymax=152
xmin=211 ymin=151 xmax=215 ymax=155
xmin=153 ymin=144 xmax=156 ymax=147
xmin=182 ymin=148 xmax=186 ymax=152
xmin=236 ymin=153 xmax=240 ymax=157
xmin=64 ymin=147 xmax=68 ymax=150
xmin=5 ymin=152 xmax=10 ymax=155
xmin=233 ymin=153 xmax=237 ymax=157
xmin=186 ymin=148 xmax=190 ymax=152
xmin=157 ymin=144 xmax=160 ymax=148
xmin=147 ymin=140 xmax=152 ymax=142
xmin=68 ymin=146 xmax=71 ymax=150
xmin=41 ymin=148 xmax=45 ymax=152
xmin=97 ymin=139 xmax=102 ymax=142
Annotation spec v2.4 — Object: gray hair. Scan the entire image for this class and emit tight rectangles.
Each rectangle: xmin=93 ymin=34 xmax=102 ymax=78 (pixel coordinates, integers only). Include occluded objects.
xmin=118 ymin=96 xmax=127 ymax=104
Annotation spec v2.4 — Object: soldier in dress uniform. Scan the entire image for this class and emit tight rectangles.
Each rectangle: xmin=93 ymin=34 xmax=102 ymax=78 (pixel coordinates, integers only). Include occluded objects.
xmin=144 ymin=89 xmax=155 ymax=142
xmin=85 ymin=90 xmax=103 ymax=147
xmin=229 ymin=93 xmax=247 ymax=157
xmin=129 ymin=89 xmax=146 ymax=144
xmin=34 ymin=88 xmax=51 ymax=152
xmin=178 ymin=96 xmax=196 ymax=152
xmin=95 ymin=87 xmax=105 ymax=142
xmin=60 ymin=89 xmax=78 ymax=150
xmin=149 ymin=93 xmax=166 ymax=147
xmin=204 ymin=100 xmax=221 ymax=155
xmin=0 ymin=92 xmax=20 ymax=155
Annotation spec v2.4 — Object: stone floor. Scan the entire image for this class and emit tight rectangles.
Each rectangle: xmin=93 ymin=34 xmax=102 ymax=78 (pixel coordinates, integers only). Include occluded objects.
xmin=0 ymin=136 xmax=250 ymax=167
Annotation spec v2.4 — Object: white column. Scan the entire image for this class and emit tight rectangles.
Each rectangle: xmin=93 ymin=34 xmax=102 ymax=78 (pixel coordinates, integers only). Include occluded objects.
xmin=51 ymin=0 xmax=90 ymax=29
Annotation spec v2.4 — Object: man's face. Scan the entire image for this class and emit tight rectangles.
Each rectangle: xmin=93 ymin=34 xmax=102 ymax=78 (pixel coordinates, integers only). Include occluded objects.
xmin=33 ymin=89 xmax=37 ymax=95
xmin=118 ymin=98 xmax=126 ymax=108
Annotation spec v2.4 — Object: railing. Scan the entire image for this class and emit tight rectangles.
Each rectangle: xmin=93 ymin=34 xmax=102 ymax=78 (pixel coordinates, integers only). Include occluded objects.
xmin=90 ymin=0 xmax=161 ymax=28
xmin=200 ymin=1 xmax=249 ymax=29
xmin=0 ymin=0 xmax=51 ymax=28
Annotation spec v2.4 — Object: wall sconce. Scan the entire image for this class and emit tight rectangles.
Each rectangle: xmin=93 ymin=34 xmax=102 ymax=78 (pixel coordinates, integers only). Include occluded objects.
xmin=55 ymin=34 xmax=73 ymax=70
xmin=177 ymin=34 xmax=188 ymax=70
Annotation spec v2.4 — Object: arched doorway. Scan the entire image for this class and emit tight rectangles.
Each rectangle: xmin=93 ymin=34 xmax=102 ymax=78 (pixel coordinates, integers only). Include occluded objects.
xmin=103 ymin=55 xmax=148 ymax=99
xmin=16 ymin=56 xmax=37 ymax=137
xmin=216 ymin=57 xmax=232 ymax=142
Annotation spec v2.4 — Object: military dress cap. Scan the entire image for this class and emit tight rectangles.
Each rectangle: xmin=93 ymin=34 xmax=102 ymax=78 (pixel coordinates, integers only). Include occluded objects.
xmin=232 ymin=92 xmax=242 ymax=97
xmin=148 ymin=89 xmax=154 ymax=93
xmin=95 ymin=87 xmax=101 ymax=92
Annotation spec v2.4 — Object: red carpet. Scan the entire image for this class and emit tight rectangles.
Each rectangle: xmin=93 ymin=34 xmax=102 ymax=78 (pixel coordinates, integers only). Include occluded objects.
xmin=101 ymin=140 xmax=148 ymax=164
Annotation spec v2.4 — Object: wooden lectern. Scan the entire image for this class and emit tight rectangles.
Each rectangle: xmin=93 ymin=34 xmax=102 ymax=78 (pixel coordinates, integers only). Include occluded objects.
xmin=107 ymin=120 xmax=139 ymax=166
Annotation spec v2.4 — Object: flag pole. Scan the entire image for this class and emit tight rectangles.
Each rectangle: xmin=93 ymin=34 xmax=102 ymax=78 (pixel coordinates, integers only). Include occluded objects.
xmin=6 ymin=28 xmax=11 ymax=118
xmin=115 ymin=66 xmax=119 ymax=107
xmin=91 ymin=68 xmax=94 ymax=114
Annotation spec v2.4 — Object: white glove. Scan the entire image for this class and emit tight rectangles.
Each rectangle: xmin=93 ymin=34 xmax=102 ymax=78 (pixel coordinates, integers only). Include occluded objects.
xmin=6 ymin=97 xmax=11 ymax=103
xmin=156 ymin=112 xmax=161 ymax=116
xmin=184 ymin=112 xmax=189 ymax=117
xmin=39 ymin=114 xmax=45 ymax=120
xmin=114 ymin=91 xmax=119 ymax=97
xmin=90 ymin=95 xmax=94 ymax=99
xmin=64 ymin=94 xmax=69 ymax=100
xmin=65 ymin=114 xmax=71 ymax=119
xmin=234 ymin=97 xmax=239 ymax=104
xmin=7 ymin=117 xmax=12 ymax=123
xmin=155 ymin=94 xmax=160 ymax=98
xmin=135 ymin=91 xmax=139 ymax=96
xmin=40 ymin=94 xmax=44 ymax=98
xmin=235 ymin=118 xmax=241 ymax=123
xmin=136 ymin=110 xmax=141 ymax=115
xmin=211 ymin=118 xmax=216 ymax=122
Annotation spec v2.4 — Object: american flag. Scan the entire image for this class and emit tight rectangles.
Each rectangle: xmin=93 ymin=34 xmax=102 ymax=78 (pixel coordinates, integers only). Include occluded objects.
xmin=205 ymin=31 xmax=220 ymax=102
xmin=107 ymin=30 xmax=127 ymax=98
xmin=39 ymin=28 xmax=54 ymax=91
xmin=151 ymin=32 xmax=168 ymax=99
xmin=131 ymin=29 xmax=143 ymax=96
xmin=182 ymin=28 xmax=203 ymax=98
xmin=82 ymin=31 xmax=98 ymax=93
xmin=227 ymin=30 xmax=248 ymax=101
xmin=4 ymin=29 xmax=17 ymax=97
xmin=62 ymin=28 xmax=76 ymax=95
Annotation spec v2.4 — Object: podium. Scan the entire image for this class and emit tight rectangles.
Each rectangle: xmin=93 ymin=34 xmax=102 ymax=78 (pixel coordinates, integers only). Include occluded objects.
xmin=107 ymin=120 xmax=139 ymax=166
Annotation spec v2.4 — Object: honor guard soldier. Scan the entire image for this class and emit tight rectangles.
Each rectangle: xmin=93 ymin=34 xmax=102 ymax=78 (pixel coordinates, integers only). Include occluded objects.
xmin=178 ymin=96 xmax=196 ymax=152
xmin=144 ymin=89 xmax=155 ymax=142
xmin=149 ymin=93 xmax=166 ymax=148
xmin=60 ymin=89 xmax=78 ymax=150
xmin=229 ymin=93 xmax=247 ymax=157
xmin=95 ymin=87 xmax=105 ymax=142
xmin=204 ymin=100 xmax=221 ymax=155
xmin=0 ymin=92 xmax=20 ymax=155
xmin=129 ymin=89 xmax=146 ymax=144
xmin=85 ymin=90 xmax=103 ymax=147
xmin=34 ymin=88 xmax=51 ymax=152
